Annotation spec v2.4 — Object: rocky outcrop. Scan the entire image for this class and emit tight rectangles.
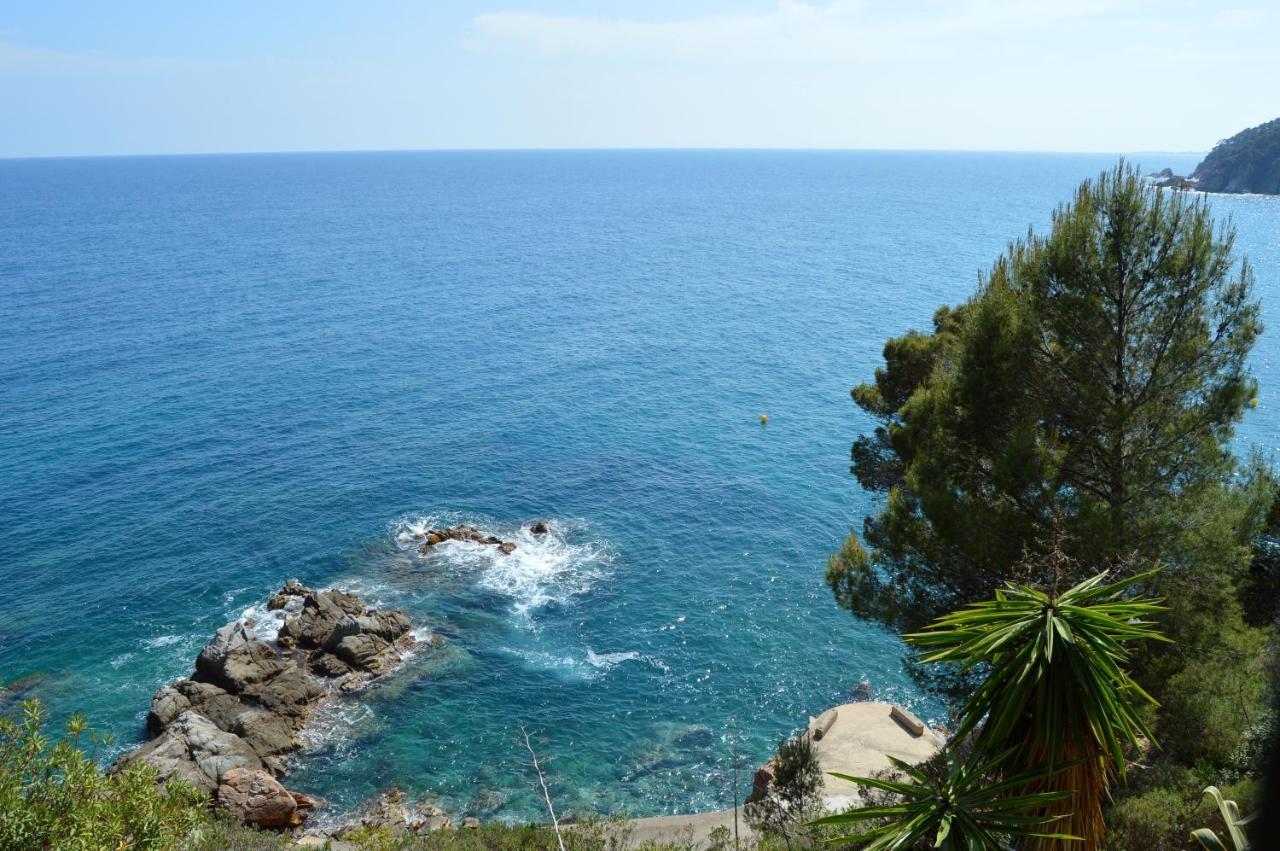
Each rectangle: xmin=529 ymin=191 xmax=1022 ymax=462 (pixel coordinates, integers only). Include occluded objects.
xmin=216 ymin=767 xmax=310 ymax=829
xmin=115 ymin=580 xmax=418 ymax=829
xmin=1151 ymin=117 xmax=1280 ymax=195
xmin=747 ymin=757 xmax=778 ymax=806
xmin=268 ymin=579 xmax=309 ymax=610
xmin=412 ymin=524 xmax=517 ymax=555
xmin=1191 ymin=117 xmax=1280 ymax=195
xmin=119 ymin=710 xmax=263 ymax=795
xmin=195 ymin=621 xmax=288 ymax=693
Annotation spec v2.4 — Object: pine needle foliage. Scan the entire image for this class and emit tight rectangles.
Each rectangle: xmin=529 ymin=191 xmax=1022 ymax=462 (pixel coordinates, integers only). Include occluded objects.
xmin=830 ymin=162 xmax=1261 ymax=647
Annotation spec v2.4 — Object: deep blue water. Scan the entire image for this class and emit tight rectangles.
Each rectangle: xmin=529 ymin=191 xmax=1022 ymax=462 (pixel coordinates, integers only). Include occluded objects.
xmin=1 ymin=150 xmax=1277 ymax=821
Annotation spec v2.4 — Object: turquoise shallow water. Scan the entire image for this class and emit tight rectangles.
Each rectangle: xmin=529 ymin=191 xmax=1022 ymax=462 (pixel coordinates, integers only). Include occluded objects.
xmin=1 ymin=151 xmax=1277 ymax=820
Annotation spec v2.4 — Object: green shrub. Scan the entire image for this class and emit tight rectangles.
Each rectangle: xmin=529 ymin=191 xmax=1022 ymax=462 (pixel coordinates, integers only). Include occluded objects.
xmin=1155 ymin=619 xmax=1272 ymax=769
xmin=0 ymin=699 xmax=281 ymax=851
xmin=744 ymin=733 xmax=823 ymax=848
xmin=1104 ymin=786 xmax=1194 ymax=851
xmin=1105 ymin=778 xmax=1258 ymax=851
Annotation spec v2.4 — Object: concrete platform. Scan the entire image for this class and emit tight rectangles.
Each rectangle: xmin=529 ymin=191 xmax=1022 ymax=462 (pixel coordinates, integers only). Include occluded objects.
xmin=616 ymin=701 xmax=941 ymax=848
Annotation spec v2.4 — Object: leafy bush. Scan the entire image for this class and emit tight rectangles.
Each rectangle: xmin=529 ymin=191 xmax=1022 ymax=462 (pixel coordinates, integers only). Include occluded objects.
xmin=744 ymin=733 xmax=823 ymax=848
xmin=1104 ymin=778 xmax=1258 ymax=851
xmin=0 ymin=699 xmax=281 ymax=851
xmin=1155 ymin=616 xmax=1273 ymax=769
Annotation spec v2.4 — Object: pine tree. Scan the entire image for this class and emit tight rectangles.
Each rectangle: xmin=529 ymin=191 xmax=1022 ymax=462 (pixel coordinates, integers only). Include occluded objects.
xmin=829 ymin=162 xmax=1264 ymax=641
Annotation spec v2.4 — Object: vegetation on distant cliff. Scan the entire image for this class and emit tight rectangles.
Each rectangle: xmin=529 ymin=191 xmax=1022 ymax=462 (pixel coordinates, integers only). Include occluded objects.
xmin=1192 ymin=118 xmax=1280 ymax=195
xmin=831 ymin=162 xmax=1275 ymax=847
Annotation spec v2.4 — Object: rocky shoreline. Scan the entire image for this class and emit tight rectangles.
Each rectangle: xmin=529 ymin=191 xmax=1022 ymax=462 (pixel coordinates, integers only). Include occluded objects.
xmin=115 ymin=580 xmax=422 ymax=831
xmin=110 ymin=555 xmax=937 ymax=846
xmin=112 ymin=522 xmax=547 ymax=840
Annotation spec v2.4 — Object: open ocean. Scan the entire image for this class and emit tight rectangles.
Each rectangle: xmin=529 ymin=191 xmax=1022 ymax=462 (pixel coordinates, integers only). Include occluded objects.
xmin=1 ymin=150 xmax=1277 ymax=821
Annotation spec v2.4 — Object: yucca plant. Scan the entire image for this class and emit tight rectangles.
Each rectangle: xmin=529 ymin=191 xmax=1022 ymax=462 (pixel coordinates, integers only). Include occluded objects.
xmin=906 ymin=566 xmax=1167 ymax=850
xmin=1191 ymin=785 xmax=1253 ymax=850
xmin=814 ymin=748 xmax=1079 ymax=849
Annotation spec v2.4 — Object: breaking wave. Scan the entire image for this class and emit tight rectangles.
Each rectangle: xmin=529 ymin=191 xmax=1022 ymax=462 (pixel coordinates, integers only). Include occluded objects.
xmin=503 ymin=646 xmax=669 ymax=680
xmin=393 ymin=515 xmax=613 ymax=618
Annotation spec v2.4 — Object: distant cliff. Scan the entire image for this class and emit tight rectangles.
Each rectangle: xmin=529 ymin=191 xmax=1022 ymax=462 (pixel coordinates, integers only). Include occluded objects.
xmin=1189 ymin=117 xmax=1280 ymax=195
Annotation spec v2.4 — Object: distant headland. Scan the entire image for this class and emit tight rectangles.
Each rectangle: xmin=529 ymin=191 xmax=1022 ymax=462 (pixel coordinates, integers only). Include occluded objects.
xmin=1154 ymin=116 xmax=1280 ymax=194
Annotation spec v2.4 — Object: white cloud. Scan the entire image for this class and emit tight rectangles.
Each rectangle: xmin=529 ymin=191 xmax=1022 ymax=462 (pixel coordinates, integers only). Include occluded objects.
xmin=474 ymin=2 xmax=871 ymax=63
xmin=471 ymin=0 xmax=1144 ymax=64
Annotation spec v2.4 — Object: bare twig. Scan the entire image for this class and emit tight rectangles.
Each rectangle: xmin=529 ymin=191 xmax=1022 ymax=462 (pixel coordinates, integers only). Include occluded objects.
xmin=731 ymin=737 xmax=741 ymax=851
xmin=520 ymin=723 xmax=567 ymax=851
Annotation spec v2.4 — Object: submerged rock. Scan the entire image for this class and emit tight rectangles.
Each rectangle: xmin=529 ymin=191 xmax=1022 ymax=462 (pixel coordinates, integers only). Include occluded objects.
xmin=325 ymin=789 xmax=457 ymax=839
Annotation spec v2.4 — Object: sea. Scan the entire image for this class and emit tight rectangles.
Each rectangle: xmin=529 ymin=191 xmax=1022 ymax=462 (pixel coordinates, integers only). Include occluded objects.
xmin=1 ymin=150 xmax=1277 ymax=821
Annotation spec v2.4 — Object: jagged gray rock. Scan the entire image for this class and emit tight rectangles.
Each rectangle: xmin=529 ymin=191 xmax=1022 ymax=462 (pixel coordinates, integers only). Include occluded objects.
xmin=268 ymin=579 xmax=310 ymax=610
xmin=278 ymin=589 xmax=367 ymax=649
xmin=194 ymin=621 xmax=288 ymax=693
xmin=333 ymin=633 xmax=393 ymax=671
xmin=117 ymin=711 xmax=262 ymax=795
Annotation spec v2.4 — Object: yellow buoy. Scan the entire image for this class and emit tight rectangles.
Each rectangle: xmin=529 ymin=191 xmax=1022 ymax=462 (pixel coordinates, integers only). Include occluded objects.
xmin=760 ymin=414 xmax=768 ymax=425
xmin=1250 ymin=397 xmax=1259 ymax=408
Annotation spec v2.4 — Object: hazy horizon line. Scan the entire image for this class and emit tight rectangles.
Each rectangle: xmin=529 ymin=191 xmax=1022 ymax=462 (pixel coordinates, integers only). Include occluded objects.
xmin=0 ymin=145 xmax=1209 ymax=163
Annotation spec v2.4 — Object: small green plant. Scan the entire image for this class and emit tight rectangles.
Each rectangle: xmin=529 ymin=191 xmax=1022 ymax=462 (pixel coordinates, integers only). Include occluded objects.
xmin=745 ymin=733 xmax=823 ymax=850
xmin=706 ymin=824 xmax=732 ymax=851
xmin=815 ymin=748 xmax=1078 ymax=850
xmin=1190 ymin=786 xmax=1253 ymax=850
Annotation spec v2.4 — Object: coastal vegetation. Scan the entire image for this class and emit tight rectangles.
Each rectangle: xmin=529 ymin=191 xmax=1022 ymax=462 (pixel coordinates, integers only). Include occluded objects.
xmin=1190 ymin=118 xmax=1280 ymax=195
xmin=1154 ymin=118 xmax=1280 ymax=195
xmin=0 ymin=700 xmax=272 ymax=850
xmin=743 ymin=733 xmax=823 ymax=849
xmin=824 ymin=559 xmax=1166 ymax=849
xmin=829 ymin=162 xmax=1275 ymax=847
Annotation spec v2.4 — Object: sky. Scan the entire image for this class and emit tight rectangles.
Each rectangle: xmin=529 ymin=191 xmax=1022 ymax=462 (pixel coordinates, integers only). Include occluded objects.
xmin=1 ymin=1 xmax=1276 ymax=158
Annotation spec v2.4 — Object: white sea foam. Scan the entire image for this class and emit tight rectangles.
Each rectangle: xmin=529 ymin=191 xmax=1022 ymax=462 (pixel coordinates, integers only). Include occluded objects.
xmin=300 ymin=698 xmax=379 ymax=756
xmin=586 ymin=648 xmax=671 ymax=676
xmin=141 ymin=634 xmax=184 ymax=649
xmin=236 ymin=598 xmax=297 ymax=643
xmin=507 ymin=647 xmax=582 ymax=674
xmin=506 ymin=645 xmax=668 ymax=679
xmin=585 ymin=649 xmax=640 ymax=669
xmin=394 ymin=515 xmax=612 ymax=618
